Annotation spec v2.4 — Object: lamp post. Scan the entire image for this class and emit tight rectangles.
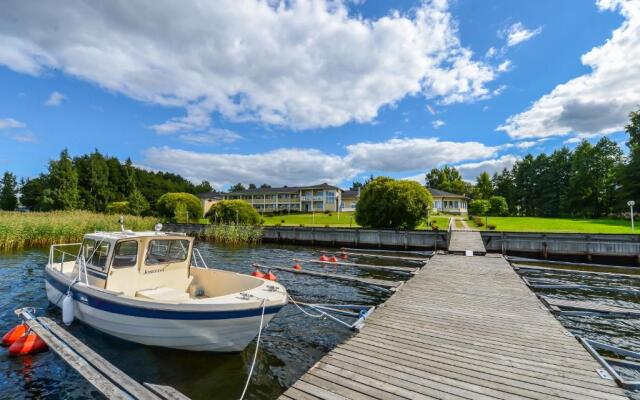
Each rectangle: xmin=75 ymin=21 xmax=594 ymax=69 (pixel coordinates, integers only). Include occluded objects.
xmin=628 ymin=200 xmax=635 ymax=231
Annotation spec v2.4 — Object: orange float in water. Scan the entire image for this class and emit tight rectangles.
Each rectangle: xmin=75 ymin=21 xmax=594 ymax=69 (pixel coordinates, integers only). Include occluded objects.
xmin=328 ymin=256 xmax=338 ymax=263
xmin=319 ymin=255 xmax=329 ymax=262
xmin=9 ymin=332 xmax=48 ymax=356
xmin=2 ymin=324 xmax=27 ymax=346
xmin=265 ymin=271 xmax=277 ymax=281
xmin=293 ymin=264 xmax=302 ymax=270
xmin=251 ymin=269 xmax=265 ymax=279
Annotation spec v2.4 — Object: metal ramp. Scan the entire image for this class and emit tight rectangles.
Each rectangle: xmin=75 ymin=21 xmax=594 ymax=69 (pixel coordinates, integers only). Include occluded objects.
xmin=448 ymin=230 xmax=486 ymax=255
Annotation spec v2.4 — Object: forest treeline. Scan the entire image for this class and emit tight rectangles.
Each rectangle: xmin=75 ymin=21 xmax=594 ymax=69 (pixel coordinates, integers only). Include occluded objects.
xmin=425 ymin=110 xmax=640 ymax=218
xmin=10 ymin=150 xmax=212 ymax=215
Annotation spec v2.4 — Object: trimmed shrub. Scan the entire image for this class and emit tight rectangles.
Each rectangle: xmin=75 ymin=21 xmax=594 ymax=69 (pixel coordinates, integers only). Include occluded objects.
xmin=205 ymin=200 xmax=261 ymax=225
xmin=355 ymin=177 xmax=433 ymax=230
xmin=469 ymin=199 xmax=491 ymax=216
xmin=472 ymin=216 xmax=484 ymax=227
xmin=487 ymin=223 xmax=497 ymax=230
xmin=156 ymin=192 xmax=203 ymax=220
xmin=489 ymin=196 xmax=509 ymax=216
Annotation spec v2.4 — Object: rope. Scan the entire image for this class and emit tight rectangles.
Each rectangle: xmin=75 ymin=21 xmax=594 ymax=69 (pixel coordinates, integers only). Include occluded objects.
xmin=287 ymin=295 xmax=324 ymax=318
xmin=239 ymin=298 xmax=267 ymax=400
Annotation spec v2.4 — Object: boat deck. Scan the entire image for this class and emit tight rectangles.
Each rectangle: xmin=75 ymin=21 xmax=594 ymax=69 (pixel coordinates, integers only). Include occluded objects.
xmin=279 ymin=254 xmax=628 ymax=399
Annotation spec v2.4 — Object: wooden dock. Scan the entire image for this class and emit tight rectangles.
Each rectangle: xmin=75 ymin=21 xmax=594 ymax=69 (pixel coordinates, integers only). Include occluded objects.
xmin=448 ymin=230 xmax=486 ymax=255
xmin=279 ymin=254 xmax=627 ymax=400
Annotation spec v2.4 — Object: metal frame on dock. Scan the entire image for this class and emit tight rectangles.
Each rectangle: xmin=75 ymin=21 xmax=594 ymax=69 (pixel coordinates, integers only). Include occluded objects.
xmin=580 ymin=338 xmax=640 ymax=389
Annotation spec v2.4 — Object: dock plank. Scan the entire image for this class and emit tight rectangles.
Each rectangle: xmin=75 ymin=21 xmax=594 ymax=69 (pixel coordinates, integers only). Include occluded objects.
xmin=278 ymin=254 xmax=628 ymax=400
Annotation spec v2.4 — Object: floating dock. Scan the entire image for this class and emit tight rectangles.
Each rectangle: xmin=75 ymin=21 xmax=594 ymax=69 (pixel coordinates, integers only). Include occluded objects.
xmin=279 ymin=253 xmax=627 ymax=399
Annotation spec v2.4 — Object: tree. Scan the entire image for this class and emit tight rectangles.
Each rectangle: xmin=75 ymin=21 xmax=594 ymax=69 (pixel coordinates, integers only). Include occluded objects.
xmin=173 ymin=202 xmax=189 ymax=223
xmin=489 ymin=196 xmax=508 ymax=216
xmin=205 ymin=200 xmax=261 ymax=225
xmin=229 ymin=183 xmax=246 ymax=192
xmin=106 ymin=201 xmax=130 ymax=214
xmin=469 ymin=199 xmax=490 ymax=216
xmin=425 ymin=166 xmax=470 ymax=195
xmin=193 ymin=180 xmax=213 ymax=193
xmin=350 ymin=181 xmax=363 ymax=191
xmin=492 ymin=169 xmax=515 ymax=213
xmin=622 ymin=109 xmax=640 ymax=204
xmin=0 ymin=172 xmax=18 ymax=210
xmin=248 ymin=183 xmax=257 ymax=189
xmin=75 ymin=150 xmax=111 ymax=211
xmin=156 ymin=192 xmax=203 ymax=220
xmin=19 ymin=176 xmax=47 ymax=210
xmin=474 ymin=172 xmax=493 ymax=199
xmin=355 ymin=177 xmax=433 ymax=230
xmin=127 ymin=188 xmax=149 ymax=216
xmin=259 ymin=183 xmax=271 ymax=188
xmin=47 ymin=149 xmax=79 ymax=210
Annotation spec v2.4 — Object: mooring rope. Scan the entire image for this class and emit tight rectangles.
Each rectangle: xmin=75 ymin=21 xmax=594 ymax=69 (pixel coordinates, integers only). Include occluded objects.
xmin=287 ymin=295 xmax=324 ymax=318
xmin=239 ymin=298 xmax=267 ymax=400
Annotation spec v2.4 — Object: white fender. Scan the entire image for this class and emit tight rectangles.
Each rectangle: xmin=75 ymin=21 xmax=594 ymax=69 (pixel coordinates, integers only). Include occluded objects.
xmin=62 ymin=293 xmax=75 ymax=326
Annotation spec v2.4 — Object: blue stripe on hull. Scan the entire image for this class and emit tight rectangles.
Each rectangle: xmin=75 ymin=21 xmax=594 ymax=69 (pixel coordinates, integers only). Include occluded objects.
xmin=45 ymin=272 xmax=284 ymax=320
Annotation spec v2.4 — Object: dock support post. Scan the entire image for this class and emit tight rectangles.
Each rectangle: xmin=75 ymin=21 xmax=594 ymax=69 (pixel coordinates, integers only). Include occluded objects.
xmin=542 ymin=234 xmax=548 ymax=259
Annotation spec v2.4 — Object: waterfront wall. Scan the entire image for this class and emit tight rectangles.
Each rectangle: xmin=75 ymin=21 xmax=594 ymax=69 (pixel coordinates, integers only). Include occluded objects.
xmin=482 ymin=231 xmax=640 ymax=262
xmin=163 ymin=223 xmax=448 ymax=250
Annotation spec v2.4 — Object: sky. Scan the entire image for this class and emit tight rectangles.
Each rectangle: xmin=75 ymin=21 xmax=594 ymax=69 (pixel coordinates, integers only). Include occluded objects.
xmin=0 ymin=0 xmax=638 ymax=189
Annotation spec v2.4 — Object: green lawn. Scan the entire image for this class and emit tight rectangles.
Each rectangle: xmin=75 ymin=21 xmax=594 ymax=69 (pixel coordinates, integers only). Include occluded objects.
xmin=467 ymin=216 xmax=638 ymax=234
xmin=261 ymin=212 xmax=450 ymax=230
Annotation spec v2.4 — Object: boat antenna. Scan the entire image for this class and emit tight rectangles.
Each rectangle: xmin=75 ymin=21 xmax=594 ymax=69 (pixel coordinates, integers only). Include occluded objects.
xmin=119 ymin=215 xmax=125 ymax=232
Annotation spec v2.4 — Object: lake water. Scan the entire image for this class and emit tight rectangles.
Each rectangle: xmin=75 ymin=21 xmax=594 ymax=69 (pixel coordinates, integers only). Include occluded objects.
xmin=0 ymin=243 xmax=406 ymax=400
xmin=2 ymin=246 xmax=640 ymax=399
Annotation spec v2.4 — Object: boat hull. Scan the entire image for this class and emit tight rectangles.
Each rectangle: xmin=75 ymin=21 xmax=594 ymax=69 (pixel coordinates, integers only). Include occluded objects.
xmin=45 ymin=270 xmax=285 ymax=352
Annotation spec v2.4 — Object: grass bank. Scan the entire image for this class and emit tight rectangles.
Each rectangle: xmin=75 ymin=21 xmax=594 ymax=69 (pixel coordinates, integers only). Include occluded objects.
xmin=0 ymin=211 xmax=157 ymax=251
xmin=468 ymin=216 xmax=637 ymax=234
xmin=201 ymin=224 xmax=263 ymax=245
xmin=261 ymin=212 xmax=450 ymax=230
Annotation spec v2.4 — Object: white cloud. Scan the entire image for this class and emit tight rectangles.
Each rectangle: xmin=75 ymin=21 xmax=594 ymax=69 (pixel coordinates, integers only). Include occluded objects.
xmin=499 ymin=0 xmax=640 ymax=138
xmin=455 ymin=154 xmax=519 ymax=180
xmin=345 ymin=137 xmax=499 ymax=172
xmin=143 ymin=135 xmax=505 ymax=188
xmin=432 ymin=119 xmax=445 ymax=128
xmin=497 ymin=60 xmax=512 ymax=72
xmin=501 ymin=22 xmax=543 ymax=47
xmin=485 ymin=47 xmax=497 ymax=58
xmin=0 ymin=118 xmax=35 ymax=143
xmin=143 ymin=146 xmax=358 ymax=188
xmin=178 ymin=128 xmax=243 ymax=145
xmin=515 ymin=140 xmax=537 ymax=149
xmin=44 ymin=91 xmax=65 ymax=106
xmin=0 ymin=0 xmax=503 ymax=132
xmin=0 ymin=118 xmax=25 ymax=129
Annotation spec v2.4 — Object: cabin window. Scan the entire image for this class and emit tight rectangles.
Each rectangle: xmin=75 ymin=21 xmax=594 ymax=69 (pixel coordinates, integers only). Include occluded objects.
xmin=81 ymin=239 xmax=111 ymax=270
xmin=112 ymin=241 xmax=138 ymax=268
xmin=146 ymin=239 xmax=190 ymax=265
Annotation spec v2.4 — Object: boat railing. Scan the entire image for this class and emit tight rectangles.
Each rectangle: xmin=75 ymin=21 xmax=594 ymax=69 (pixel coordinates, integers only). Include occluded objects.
xmin=191 ymin=248 xmax=209 ymax=269
xmin=48 ymin=243 xmax=82 ymax=272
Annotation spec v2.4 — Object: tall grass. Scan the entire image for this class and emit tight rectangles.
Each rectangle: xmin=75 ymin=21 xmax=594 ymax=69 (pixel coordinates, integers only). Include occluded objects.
xmin=0 ymin=211 xmax=157 ymax=251
xmin=201 ymin=224 xmax=263 ymax=245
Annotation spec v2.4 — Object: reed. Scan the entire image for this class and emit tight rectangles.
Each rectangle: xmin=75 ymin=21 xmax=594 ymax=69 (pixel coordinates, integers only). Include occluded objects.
xmin=200 ymin=224 xmax=263 ymax=245
xmin=0 ymin=211 xmax=157 ymax=251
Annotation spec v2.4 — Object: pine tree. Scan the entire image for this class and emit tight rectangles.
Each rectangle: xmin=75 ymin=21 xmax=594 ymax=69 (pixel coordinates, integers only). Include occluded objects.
xmin=0 ymin=172 xmax=18 ymax=210
xmin=127 ymin=188 xmax=149 ymax=216
xmin=623 ymin=109 xmax=640 ymax=203
xmin=47 ymin=149 xmax=79 ymax=210
xmin=474 ymin=172 xmax=493 ymax=200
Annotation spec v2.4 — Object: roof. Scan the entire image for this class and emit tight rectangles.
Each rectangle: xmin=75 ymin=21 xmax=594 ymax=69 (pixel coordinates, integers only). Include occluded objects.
xmin=196 ymin=191 xmax=225 ymax=199
xmin=225 ymin=182 xmax=341 ymax=196
xmin=342 ymin=190 xmax=360 ymax=198
xmin=85 ymin=231 xmax=188 ymax=241
xmin=427 ymin=187 xmax=467 ymax=198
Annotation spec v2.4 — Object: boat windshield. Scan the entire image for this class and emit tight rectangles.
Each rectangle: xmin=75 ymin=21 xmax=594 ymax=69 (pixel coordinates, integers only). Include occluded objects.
xmin=146 ymin=239 xmax=190 ymax=265
xmin=81 ymin=239 xmax=111 ymax=270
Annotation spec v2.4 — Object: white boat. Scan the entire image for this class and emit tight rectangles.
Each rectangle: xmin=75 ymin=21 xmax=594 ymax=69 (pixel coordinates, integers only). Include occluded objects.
xmin=45 ymin=225 xmax=287 ymax=352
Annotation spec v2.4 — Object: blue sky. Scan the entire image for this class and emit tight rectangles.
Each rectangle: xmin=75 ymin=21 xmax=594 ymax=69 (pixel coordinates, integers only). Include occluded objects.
xmin=0 ymin=0 xmax=637 ymax=189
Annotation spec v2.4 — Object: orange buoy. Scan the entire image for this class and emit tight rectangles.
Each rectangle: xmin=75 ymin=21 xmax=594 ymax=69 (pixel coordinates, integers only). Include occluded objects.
xmin=9 ymin=332 xmax=48 ymax=356
xmin=251 ymin=269 xmax=265 ymax=279
xmin=293 ymin=264 xmax=302 ymax=270
xmin=265 ymin=271 xmax=277 ymax=281
xmin=328 ymin=256 xmax=338 ymax=263
xmin=319 ymin=255 xmax=329 ymax=262
xmin=2 ymin=324 xmax=27 ymax=346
